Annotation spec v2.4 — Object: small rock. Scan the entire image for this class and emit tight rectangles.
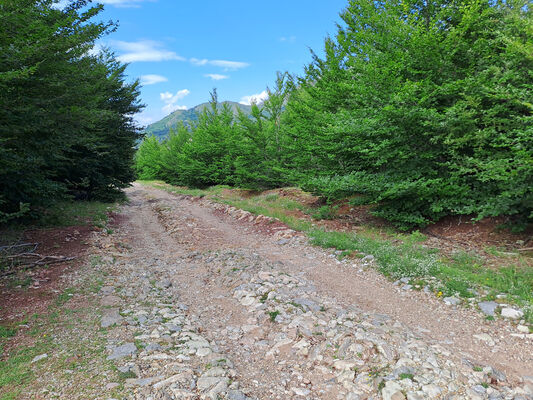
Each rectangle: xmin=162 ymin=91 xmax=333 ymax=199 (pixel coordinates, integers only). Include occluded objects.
xmin=478 ymin=301 xmax=498 ymax=316
xmin=156 ymin=280 xmax=172 ymax=289
xmin=101 ymin=308 xmax=123 ymax=328
xmin=517 ymin=325 xmax=529 ymax=333
xmin=362 ymin=255 xmax=375 ymax=263
xmin=443 ymin=297 xmax=461 ymax=306
xmin=100 ymin=286 xmax=115 ymax=295
xmin=107 ymin=343 xmax=137 ymax=360
xmin=473 ymin=333 xmax=495 ymax=346
xmin=105 ymin=382 xmax=119 ymax=390
xmin=422 ymin=384 xmax=442 ymax=398
xmin=292 ymin=388 xmax=311 ymax=396
xmin=227 ymin=390 xmax=247 ymax=400
xmin=501 ymin=308 xmax=524 ymax=319
xmin=31 ymin=353 xmax=48 ymax=363
xmin=145 ymin=343 xmax=162 ymax=352
xmin=101 ymin=295 xmax=122 ymax=307
xmin=196 ymin=347 xmax=212 ymax=357
xmin=382 ymin=381 xmax=405 ymax=400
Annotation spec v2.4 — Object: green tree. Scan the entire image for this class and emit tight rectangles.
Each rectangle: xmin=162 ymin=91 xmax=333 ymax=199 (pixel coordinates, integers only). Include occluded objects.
xmin=286 ymin=0 xmax=532 ymax=228
xmin=0 ymin=0 xmax=143 ymax=220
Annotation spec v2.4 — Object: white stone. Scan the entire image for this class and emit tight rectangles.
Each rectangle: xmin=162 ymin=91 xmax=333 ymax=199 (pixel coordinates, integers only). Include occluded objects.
xmin=382 ymin=381 xmax=405 ymax=400
xmin=501 ymin=308 xmax=524 ymax=319
xmin=31 ymin=353 xmax=48 ymax=363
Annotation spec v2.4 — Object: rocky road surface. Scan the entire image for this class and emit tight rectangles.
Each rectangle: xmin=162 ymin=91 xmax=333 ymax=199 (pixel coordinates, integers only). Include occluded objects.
xmin=94 ymin=184 xmax=532 ymax=399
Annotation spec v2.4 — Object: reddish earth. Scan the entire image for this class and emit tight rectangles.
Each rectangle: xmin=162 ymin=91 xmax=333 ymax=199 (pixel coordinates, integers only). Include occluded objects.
xmin=0 ymin=215 xmax=121 ymax=357
xmin=262 ymin=187 xmax=532 ymax=254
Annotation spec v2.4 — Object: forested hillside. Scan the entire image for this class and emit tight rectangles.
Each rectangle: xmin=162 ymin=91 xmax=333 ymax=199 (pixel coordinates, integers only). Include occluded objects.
xmin=144 ymin=101 xmax=252 ymax=140
xmin=0 ymin=0 xmax=143 ymax=223
xmin=136 ymin=0 xmax=533 ymax=230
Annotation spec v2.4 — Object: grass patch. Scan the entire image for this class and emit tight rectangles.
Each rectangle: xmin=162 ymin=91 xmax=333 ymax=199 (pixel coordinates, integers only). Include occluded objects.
xmin=55 ymin=288 xmax=75 ymax=307
xmin=35 ymin=201 xmax=116 ymax=228
xmin=0 ymin=326 xmax=17 ymax=339
xmin=268 ymin=311 xmax=280 ymax=322
xmin=399 ymin=373 xmax=414 ymax=380
xmin=312 ymin=205 xmax=338 ymax=220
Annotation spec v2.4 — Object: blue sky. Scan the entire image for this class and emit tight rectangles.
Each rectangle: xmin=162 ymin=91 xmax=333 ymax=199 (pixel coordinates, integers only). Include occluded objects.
xmin=93 ymin=0 xmax=348 ymax=126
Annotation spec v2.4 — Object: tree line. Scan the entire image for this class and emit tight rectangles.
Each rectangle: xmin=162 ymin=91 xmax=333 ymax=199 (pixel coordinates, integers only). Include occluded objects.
xmin=138 ymin=0 xmax=530 ymax=230
xmin=0 ymin=0 xmax=143 ymax=223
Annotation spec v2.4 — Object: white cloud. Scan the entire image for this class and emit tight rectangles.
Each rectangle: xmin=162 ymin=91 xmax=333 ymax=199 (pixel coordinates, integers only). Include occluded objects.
xmin=113 ymin=40 xmax=184 ymax=63
xmin=190 ymin=58 xmax=209 ymax=66
xmin=190 ymin=58 xmax=249 ymax=71
xmin=160 ymin=89 xmax=190 ymax=114
xmin=163 ymin=104 xmax=188 ymax=114
xmin=280 ymin=36 xmax=296 ymax=43
xmin=239 ymin=90 xmax=269 ymax=106
xmin=140 ymin=74 xmax=168 ymax=85
xmin=55 ymin=0 xmax=155 ymax=8
xmin=204 ymin=74 xmax=229 ymax=81
xmin=100 ymin=0 xmax=155 ymax=8
xmin=135 ymin=113 xmax=155 ymax=126
xmin=209 ymin=60 xmax=249 ymax=70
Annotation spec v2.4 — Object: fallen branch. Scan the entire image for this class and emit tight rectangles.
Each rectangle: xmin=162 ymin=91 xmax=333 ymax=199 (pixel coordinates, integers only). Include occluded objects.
xmin=0 ymin=242 xmax=39 ymax=253
xmin=0 ymin=253 xmax=76 ymax=278
xmin=517 ymin=247 xmax=533 ymax=252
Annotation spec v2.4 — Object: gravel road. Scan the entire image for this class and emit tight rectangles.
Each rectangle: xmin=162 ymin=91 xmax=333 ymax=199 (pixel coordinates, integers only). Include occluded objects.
xmin=90 ymin=184 xmax=533 ymax=399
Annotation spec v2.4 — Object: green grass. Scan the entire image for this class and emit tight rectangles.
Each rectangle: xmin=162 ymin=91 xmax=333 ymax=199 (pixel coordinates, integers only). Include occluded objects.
xmin=0 ymin=326 xmax=17 ymax=339
xmin=55 ymin=288 xmax=75 ymax=307
xmin=268 ymin=311 xmax=280 ymax=322
xmin=140 ymin=180 xmax=533 ymax=323
xmin=36 ymin=201 xmax=115 ymax=228
xmin=312 ymin=205 xmax=338 ymax=220
xmin=399 ymin=373 xmax=414 ymax=380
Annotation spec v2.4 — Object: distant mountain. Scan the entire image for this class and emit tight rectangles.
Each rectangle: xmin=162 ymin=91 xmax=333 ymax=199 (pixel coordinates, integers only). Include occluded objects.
xmin=143 ymin=101 xmax=253 ymax=140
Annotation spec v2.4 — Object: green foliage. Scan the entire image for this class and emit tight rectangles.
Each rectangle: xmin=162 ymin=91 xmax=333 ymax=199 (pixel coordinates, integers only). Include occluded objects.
xmin=0 ymin=0 xmax=143 ymax=222
xmin=136 ymin=76 xmax=294 ymax=190
xmin=143 ymin=101 xmax=252 ymax=140
xmin=312 ymin=205 xmax=338 ymax=220
xmin=286 ymin=0 xmax=533 ymax=229
xmin=136 ymin=0 xmax=531 ymax=229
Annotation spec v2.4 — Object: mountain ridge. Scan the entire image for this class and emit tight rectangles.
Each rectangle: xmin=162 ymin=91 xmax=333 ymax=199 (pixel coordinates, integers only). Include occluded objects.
xmin=143 ymin=101 xmax=252 ymax=140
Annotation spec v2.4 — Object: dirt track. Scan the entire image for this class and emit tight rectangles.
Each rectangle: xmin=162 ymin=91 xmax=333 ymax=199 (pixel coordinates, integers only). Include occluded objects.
xmin=17 ymin=182 xmax=532 ymax=399
xmin=78 ymin=183 xmax=528 ymax=399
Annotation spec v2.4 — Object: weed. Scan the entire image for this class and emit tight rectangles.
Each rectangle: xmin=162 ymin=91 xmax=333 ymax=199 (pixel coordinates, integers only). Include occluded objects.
xmin=118 ymin=370 xmax=137 ymax=380
xmin=0 ymin=326 xmax=17 ymax=338
xmin=399 ymin=373 xmax=414 ymax=380
xmin=36 ymin=201 xmax=115 ymax=228
xmin=268 ymin=311 xmax=280 ymax=322
xmin=259 ymin=292 xmax=269 ymax=303
xmin=312 ymin=205 xmax=338 ymax=220
xmin=8 ymin=276 xmax=32 ymax=289
xmin=55 ymin=288 xmax=75 ymax=307
xmin=473 ymin=366 xmax=483 ymax=372
xmin=288 ymin=301 xmax=304 ymax=310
